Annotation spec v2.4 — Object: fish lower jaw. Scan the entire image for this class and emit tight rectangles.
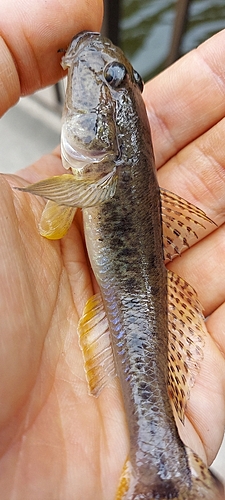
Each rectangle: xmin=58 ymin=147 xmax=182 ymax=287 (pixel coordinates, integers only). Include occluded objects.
xmin=61 ymin=133 xmax=116 ymax=179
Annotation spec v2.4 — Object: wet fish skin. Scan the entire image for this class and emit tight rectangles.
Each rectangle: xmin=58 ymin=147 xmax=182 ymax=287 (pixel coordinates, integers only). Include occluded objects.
xmin=15 ymin=32 xmax=224 ymax=499
xmin=62 ymin=32 xmax=222 ymax=498
xmin=76 ymin=33 xmax=191 ymax=498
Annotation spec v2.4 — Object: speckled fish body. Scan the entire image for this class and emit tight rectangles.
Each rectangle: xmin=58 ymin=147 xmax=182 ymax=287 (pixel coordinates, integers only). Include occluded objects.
xmin=74 ymin=36 xmax=192 ymax=497
xmin=16 ymin=32 xmax=224 ymax=499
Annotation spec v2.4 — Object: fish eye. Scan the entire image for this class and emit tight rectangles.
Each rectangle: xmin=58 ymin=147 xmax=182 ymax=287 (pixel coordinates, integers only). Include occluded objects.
xmin=104 ymin=62 xmax=127 ymax=88
xmin=133 ymin=69 xmax=144 ymax=93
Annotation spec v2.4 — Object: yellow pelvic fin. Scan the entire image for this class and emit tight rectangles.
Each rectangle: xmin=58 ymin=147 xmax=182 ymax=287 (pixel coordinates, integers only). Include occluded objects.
xmin=39 ymin=200 xmax=76 ymax=239
xmin=167 ymin=270 xmax=207 ymax=423
xmin=15 ymin=170 xmax=117 ymax=208
xmin=78 ymin=293 xmax=116 ymax=396
xmin=160 ymin=188 xmax=216 ymax=263
xmin=186 ymin=447 xmax=224 ymax=499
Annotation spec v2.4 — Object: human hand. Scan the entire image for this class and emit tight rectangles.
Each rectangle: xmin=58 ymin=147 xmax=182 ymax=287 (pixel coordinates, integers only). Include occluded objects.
xmin=0 ymin=9 xmax=225 ymax=500
xmin=143 ymin=28 xmax=225 ymax=472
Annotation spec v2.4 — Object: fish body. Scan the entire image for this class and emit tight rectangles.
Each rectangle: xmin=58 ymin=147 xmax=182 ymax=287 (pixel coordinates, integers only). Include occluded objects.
xmin=77 ymin=35 xmax=191 ymax=496
xmin=16 ymin=32 xmax=224 ymax=499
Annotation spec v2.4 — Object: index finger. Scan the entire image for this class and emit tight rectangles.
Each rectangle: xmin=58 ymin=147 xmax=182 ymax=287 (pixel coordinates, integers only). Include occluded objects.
xmin=143 ymin=29 xmax=225 ymax=169
xmin=0 ymin=0 xmax=103 ymax=116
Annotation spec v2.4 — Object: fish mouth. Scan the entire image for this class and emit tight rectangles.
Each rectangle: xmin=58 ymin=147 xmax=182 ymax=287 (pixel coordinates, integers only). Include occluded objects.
xmin=61 ymin=133 xmax=116 ymax=178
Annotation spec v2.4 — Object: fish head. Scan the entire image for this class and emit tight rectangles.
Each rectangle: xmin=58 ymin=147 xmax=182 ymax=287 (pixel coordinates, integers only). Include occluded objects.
xmin=14 ymin=32 xmax=148 ymax=238
xmin=61 ymin=31 xmax=145 ymax=180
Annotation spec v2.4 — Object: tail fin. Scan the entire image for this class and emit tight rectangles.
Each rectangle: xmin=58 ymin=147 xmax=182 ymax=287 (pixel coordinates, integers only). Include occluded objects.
xmin=115 ymin=450 xmax=224 ymax=499
xmin=186 ymin=447 xmax=224 ymax=499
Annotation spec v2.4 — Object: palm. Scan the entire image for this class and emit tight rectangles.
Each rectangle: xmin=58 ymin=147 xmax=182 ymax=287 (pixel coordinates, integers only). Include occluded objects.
xmin=1 ymin=131 xmax=224 ymax=499
xmin=1 ymin=157 xmax=128 ymax=500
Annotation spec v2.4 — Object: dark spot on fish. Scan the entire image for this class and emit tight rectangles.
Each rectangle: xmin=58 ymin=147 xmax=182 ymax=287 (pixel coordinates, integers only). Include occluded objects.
xmin=118 ymin=247 xmax=135 ymax=258
xmin=177 ymin=349 xmax=182 ymax=360
xmin=179 ymin=340 xmax=184 ymax=350
xmin=183 ymin=362 xmax=188 ymax=373
xmin=152 ymin=480 xmax=179 ymax=499
xmin=170 ymin=342 xmax=175 ymax=352
xmin=180 ymin=388 xmax=185 ymax=398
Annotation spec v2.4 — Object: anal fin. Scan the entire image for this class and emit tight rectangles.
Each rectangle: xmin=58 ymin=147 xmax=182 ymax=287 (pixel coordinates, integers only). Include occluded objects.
xmin=167 ymin=270 xmax=206 ymax=423
xmin=78 ymin=293 xmax=116 ymax=396
xmin=160 ymin=188 xmax=216 ymax=263
xmin=115 ymin=459 xmax=134 ymax=500
xmin=39 ymin=200 xmax=76 ymax=239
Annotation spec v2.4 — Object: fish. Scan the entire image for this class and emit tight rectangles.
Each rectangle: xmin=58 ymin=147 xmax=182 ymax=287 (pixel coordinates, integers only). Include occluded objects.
xmin=15 ymin=32 xmax=224 ymax=499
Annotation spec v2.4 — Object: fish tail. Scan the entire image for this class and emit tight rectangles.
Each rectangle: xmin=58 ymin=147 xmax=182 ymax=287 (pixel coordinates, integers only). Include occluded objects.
xmin=185 ymin=446 xmax=224 ymax=499
xmin=115 ymin=450 xmax=224 ymax=499
xmin=115 ymin=457 xmax=189 ymax=499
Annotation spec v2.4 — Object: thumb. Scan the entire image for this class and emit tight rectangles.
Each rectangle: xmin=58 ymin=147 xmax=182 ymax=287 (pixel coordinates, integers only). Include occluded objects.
xmin=0 ymin=0 xmax=103 ymax=116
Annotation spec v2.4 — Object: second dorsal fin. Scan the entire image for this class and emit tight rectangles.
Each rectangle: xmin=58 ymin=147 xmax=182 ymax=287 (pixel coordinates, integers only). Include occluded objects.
xmin=167 ymin=270 xmax=206 ymax=423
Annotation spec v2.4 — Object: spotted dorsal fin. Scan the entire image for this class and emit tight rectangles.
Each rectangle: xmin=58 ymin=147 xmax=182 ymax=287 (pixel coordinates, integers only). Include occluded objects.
xmin=160 ymin=188 xmax=216 ymax=263
xmin=167 ymin=270 xmax=206 ymax=423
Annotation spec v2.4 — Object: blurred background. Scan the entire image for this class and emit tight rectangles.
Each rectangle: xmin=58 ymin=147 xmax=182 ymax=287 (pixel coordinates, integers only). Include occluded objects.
xmin=0 ymin=0 xmax=224 ymax=481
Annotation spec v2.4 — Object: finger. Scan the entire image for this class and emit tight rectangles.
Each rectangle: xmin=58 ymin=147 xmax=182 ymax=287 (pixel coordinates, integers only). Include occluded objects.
xmin=177 ymin=330 xmax=225 ymax=465
xmin=0 ymin=176 xmax=49 ymax=427
xmin=187 ymin=338 xmax=225 ymax=466
xmin=207 ymin=302 xmax=225 ymax=354
xmin=157 ymin=112 xmax=225 ymax=318
xmin=16 ymin=146 xmax=63 ymax=183
xmin=143 ymin=29 xmax=225 ymax=169
xmin=157 ymin=117 xmax=225 ymax=226
xmin=0 ymin=0 xmax=103 ymax=115
xmin=158 ymin=118 xmax=225 ymax=318
xmin=168 ymin=224 xmax=225 ymax=319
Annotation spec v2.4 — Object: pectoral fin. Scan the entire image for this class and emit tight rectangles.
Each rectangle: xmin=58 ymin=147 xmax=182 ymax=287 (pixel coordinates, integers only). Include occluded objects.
xmin=167 ymin=270 xmax=207 ymax=423
xmin=15 ymin=170 xmax=117 ymax=208
xmin=161 ymin=188 xmax=216 ymax=262
xmin=39 ymin=200 xmax=77 ymax=239
xmin=78 ymin=293 xmax=116 ymax=396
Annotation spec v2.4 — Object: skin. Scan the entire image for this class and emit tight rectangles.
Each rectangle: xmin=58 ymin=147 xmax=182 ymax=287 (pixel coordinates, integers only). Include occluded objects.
xmin=0 ymin=2 xmax=224 ymax=498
